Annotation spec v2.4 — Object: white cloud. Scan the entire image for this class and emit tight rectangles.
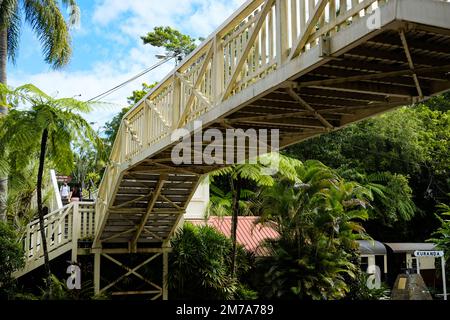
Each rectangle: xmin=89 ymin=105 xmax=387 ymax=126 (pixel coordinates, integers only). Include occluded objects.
xmin=93 ymin=0 xmax=246 ymax=38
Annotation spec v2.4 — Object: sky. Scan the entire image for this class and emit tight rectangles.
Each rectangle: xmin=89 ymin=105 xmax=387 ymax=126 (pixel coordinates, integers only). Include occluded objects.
xmin=8 ymin=0 xmax=247 ymax=130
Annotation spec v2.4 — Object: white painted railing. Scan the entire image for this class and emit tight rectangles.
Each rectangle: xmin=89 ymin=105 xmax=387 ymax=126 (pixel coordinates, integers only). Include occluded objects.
xmin=22 ymin=202 xmax=96 ymax=266
xmin=121 ymin=0 xmax=393 ymax=162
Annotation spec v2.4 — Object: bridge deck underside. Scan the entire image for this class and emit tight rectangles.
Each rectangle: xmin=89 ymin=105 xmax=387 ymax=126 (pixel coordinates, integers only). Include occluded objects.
xmin=228 ymin=25 xmax=450 ymax=147
xmin=100 ymin=22 xmax=450 ymax=249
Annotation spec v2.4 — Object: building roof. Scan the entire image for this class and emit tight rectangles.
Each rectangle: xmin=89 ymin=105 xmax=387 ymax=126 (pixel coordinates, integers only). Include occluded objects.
xmin=189 ymin=216 xmax=279 ymax=256
xmin=357 ymin=240 xmax=387 ymax=255
xmin=384 ymin=243 xmax=437 ymax=253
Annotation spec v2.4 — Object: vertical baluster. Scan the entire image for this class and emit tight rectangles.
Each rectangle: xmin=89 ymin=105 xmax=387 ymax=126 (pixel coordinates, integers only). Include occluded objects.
xmin=240 ymin=28 xmax=246 ymax=89
xmin=352 ymin=0 xmax=360 ymax=22
xmin=57 ymin=211 xmax=62 ymax=245
xmin=152 ymin=109 xmax=156 ymax=141
xmin=276 ymin=0 xmax=289 ymax=63
xmin=90 ymin=207 xmax=94 ymax=238
xmin=329 ymin=0 xmax=336 ymax=35
xmin=36 ymin=228 xmax=42 ymax=258
xmin=86 ymin=206 xmax=93 ymax=238
xmin=338 ymin=0 xmax=347 ymax=30
xmin=213 ymin=36 xmax=224 ymax=103
xmin=25 ymin=225 xmax=30 ymax=260
xmin=84 ymin=206 xmax=88 ymax=238
xmin=144 ymin=100 xmax=149 ymax=145
xmin=173 ymin=78 xmax=181 ymax=128
xmin=299 ymin=0 xmax=306 ymax=34
xmin=68 ymin=205 xmax=73 ymax=242
xmin=33 ymin=225 xmax=39 ymax=259
xmin=72 ymin=203 xmax=80 ymax=262
xmin=230 ymin=36 xmax=236 ymax=73
xmin=247 ymin=27 xmax=253 ymax=79
xmin=261 ymin=15 xmax=268 ymax=69
xmin=268 ymin=7 xmax=274 ymax=63
xmin=317 ymin=2 xmax=326 ymax=47
xmin=291 ymin=0 xmax=298 ymax=49
xmin=30 ymin=226 xmax=35 ymax=259
xmin=92 ymin=206 xmax=97 ymax=237
xmin=47 ymin=218 xmax=53 ymax=250
xmin=205 ymin=64 xmax=210 ymax=102
xmin=254 ymin=25 xmax=261 ymax=77
xmin=123 ymin=123 xmax=127 ymax=159
xmin=223 ymin=42 xmax=229 ymax=84
xmin=139 ymin=113 xmax=142 ymax=151
xmin=308 ymin=0 xmax=314 ymax=20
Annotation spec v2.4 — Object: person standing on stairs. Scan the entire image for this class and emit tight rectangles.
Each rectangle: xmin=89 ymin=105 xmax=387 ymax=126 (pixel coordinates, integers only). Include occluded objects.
xmin=60 ymin=181 xmax=71 ymax=206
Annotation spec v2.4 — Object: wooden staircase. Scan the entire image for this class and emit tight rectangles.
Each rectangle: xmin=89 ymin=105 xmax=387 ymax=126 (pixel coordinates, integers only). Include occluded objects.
xmin=13 ymin=202 xmax=95 ymax=278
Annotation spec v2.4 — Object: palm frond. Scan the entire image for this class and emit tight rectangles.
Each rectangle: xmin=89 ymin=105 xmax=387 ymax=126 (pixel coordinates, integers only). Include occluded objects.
xmin=24 ymin=0 xmax=72 ymax=68
xmin=3 ymin=0 xmax=20 ymax=63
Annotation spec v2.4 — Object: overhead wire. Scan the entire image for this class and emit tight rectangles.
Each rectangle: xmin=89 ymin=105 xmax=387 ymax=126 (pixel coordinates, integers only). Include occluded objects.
xmin=86 ymin=54 xmax=176 ymax=102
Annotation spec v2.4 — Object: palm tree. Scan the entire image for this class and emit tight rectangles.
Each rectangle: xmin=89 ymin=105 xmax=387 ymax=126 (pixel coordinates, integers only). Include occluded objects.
xmin=0 ymin=0 xmax=80 ymax=221
xmin=257 ymin=160 xmax=371 ymax=299
xmin=0 ymin=84 xmax=101 ymax=295
xmin=209 ymin=154 xmax=302 ymax=277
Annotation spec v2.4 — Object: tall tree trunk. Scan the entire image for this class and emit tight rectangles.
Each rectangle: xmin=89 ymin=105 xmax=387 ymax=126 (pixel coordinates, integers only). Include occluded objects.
xmin=37 ymin=128 xmax=52 ymax=297
xmin=230 ymin=176 xmax=241 ymax=278
xmin=0 ymin=27 xmax=8 ymax=222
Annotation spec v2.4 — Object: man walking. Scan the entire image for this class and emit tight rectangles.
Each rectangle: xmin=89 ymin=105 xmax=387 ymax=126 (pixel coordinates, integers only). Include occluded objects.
xmin=60 ymin=181 xmax=71 ymax=205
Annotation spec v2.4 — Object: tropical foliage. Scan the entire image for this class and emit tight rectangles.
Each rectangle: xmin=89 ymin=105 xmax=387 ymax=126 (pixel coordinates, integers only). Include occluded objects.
xmin=210 ymin=154 xmax=303 ymax=276
xmin=168 ymin=223 xmax=254 ymax=300
xmin=0 ymin=221 xmax=24 ymax=299
xmin=287 ymin=104 xmax=450 ymax=241
xmin=428 ymin=200 xmax=450 ymax=261
xmin=0 ymin=83 xmax=101 ymax=293
xmin=255 ymin=161 xmax=370 ymax=300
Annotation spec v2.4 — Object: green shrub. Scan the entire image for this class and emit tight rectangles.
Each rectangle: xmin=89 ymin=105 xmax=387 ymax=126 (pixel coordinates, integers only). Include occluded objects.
xmin=0 ymin=222 xmax=25 ymax=299
xmin=168 ymin=223 xmax=252 ymax=300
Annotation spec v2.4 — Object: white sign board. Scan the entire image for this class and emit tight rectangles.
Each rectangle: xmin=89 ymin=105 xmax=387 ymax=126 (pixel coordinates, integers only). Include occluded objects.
xmin=414 ymin=250 xmax=444 ymax=257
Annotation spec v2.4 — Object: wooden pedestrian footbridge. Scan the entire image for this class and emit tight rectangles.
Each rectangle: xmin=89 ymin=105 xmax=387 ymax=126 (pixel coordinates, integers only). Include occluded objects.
xmin=13 ymin=0 xmax=450 ymax=300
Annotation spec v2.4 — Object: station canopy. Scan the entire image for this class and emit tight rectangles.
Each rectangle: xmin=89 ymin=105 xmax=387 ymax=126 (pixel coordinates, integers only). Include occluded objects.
xmin=357 ymin=240 xmax=387 ymax=255
xmin=384 ymin=243 xmax=437 ymax=254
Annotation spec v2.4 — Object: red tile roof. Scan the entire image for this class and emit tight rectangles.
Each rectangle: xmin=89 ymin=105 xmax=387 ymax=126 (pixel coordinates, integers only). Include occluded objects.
xmin=189 ymin=216 xmax=279 ymax=256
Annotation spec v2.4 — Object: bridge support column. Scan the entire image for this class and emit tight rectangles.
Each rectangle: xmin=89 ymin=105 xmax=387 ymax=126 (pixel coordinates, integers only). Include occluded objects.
xmin=162 ymin=250 xmax=169 ymax=300
xmin=94 ymin=252 xmax=101 ymax=295
xmin=162 ymin=241 xmax=171 ymax=301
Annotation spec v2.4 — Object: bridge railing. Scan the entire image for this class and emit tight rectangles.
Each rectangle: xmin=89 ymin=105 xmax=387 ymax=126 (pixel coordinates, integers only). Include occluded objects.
xmin=121 ymin=0 xmax=390 ymax=162
xmin=95 ymin=0 xmax=393 ymax=241
xmin=22 ymin=202 xmax=95 ymax=265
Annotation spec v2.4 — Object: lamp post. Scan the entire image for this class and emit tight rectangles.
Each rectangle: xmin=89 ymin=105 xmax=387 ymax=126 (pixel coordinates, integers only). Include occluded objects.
xmin=155 ymin=52 xmax=184 ymax=66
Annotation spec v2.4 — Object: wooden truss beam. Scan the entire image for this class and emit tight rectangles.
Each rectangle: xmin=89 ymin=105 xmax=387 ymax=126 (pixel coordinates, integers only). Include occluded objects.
xmin=399 ymin=30 xmax=423 ymax=98
xmin=222 ymin=0 xmax=276 ymax=100
xmin=100 ymin=253 xmax=162 ymax=296
xmin=286 ymin=87 xmax=334 ymax=130
xmin=111 ymin=190 xmax=153 ymax=209
xmin=308 ymin=82 xmax=416 ymax=97
xmin=297 ymin=64 xmax=450 ymax=88
xmin=177 ymin=43 xmax=214 ymax=128
xmin=151 ymin=162 xmax=200 ymax=176
xmin=131 ymin=175 xmax=167 ymax=251
xmin=288 ymin=0 xmax=327 ymax=60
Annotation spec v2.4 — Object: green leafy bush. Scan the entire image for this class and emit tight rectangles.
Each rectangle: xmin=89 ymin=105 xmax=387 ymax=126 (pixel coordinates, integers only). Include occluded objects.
xmin=0 ymin=222 xmax=25 ymax=299
xmin=168 ymin=223 xmax=253 ymax=300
